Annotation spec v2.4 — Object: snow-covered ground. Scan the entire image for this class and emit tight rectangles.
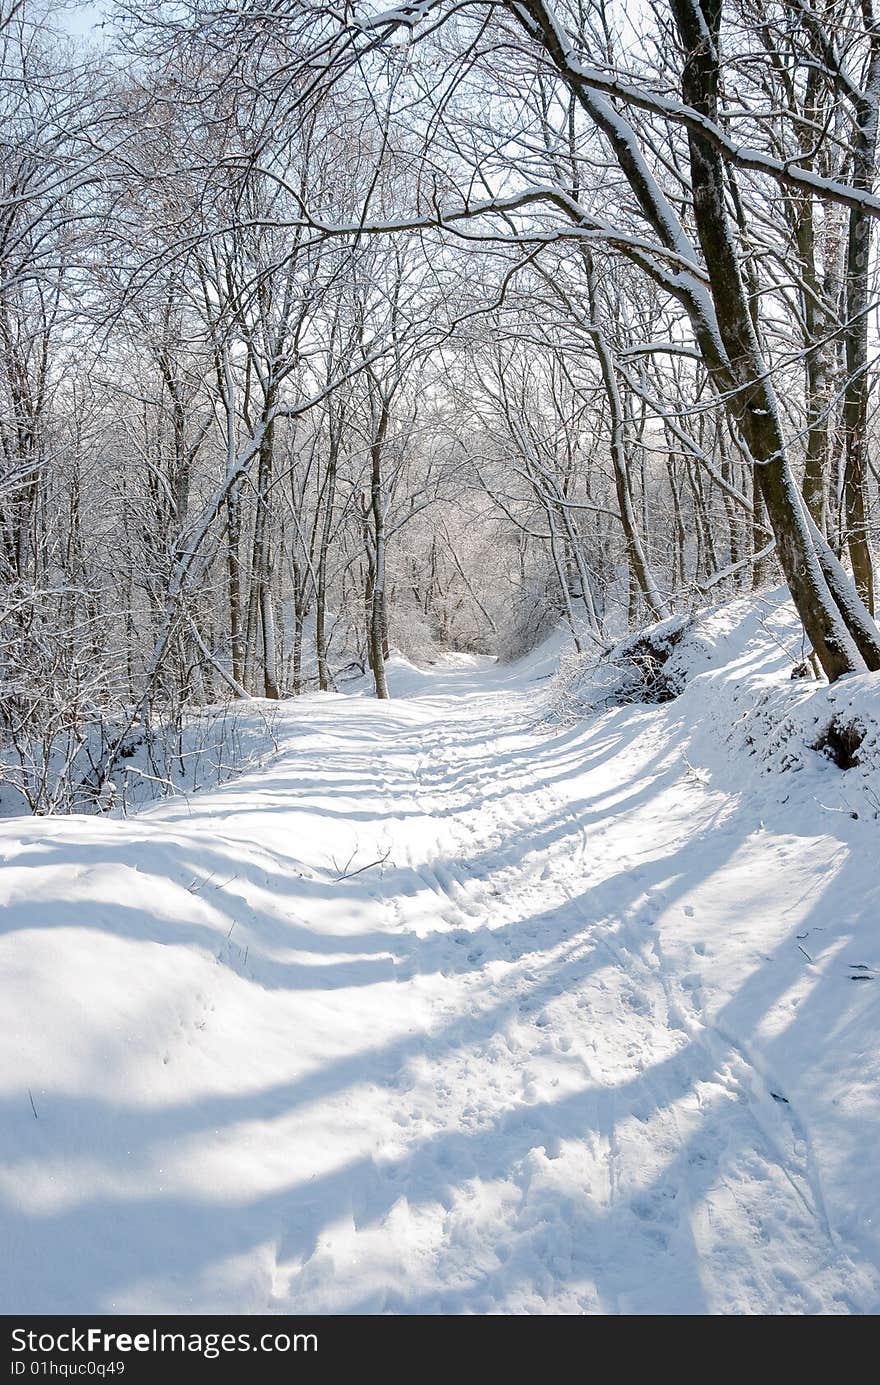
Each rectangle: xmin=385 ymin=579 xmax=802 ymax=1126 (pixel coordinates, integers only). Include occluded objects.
xmin=2 ymin=592 xmax=879 ymax=1314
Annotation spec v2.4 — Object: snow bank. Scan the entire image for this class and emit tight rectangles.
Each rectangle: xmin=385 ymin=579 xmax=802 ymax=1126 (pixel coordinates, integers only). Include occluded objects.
xmin=733 ymin=666 xmax=880 ymax=798
xmin=537 ymin=589 xmax=880 ymax=1310
xmin=552 ymin=588 xmax=880 ymax=817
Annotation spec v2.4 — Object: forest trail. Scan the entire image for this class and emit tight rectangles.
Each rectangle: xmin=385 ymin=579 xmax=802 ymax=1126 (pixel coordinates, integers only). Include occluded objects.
xmin=2 ymin=644 xmax=879 ymax=1314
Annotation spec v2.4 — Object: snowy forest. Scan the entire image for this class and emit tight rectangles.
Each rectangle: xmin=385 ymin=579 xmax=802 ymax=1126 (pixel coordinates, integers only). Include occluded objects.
xmin=2 ymin=0 xmax=880 ymax=1322
xmin=5 ymin=0 xmax=880 ymax=803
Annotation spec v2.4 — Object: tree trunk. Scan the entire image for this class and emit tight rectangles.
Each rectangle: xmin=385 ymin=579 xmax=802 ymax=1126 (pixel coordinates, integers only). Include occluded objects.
xmin=670 ymin=0 xmax=878 ymax=678
xmin=584 ymin=248 xmax=671 ymax=622
xmin=368 ymin=398 xmax=391 ymax=700
xmin=226 ymin=483 xmax=245 ymax=691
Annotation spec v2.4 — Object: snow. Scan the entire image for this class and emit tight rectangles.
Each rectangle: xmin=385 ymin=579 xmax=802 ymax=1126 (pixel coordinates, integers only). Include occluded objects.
xmin=2 ymin=592 xmax=879 ymax=1314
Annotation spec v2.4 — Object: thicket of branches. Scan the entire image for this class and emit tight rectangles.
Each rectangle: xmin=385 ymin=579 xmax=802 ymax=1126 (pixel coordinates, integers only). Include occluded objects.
xmin=3 ymin=0 xmax=880 ymax=810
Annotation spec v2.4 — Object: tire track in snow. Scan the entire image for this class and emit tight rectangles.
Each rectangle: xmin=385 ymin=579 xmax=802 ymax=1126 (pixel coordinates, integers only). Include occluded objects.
xmin=328 ymin=675 xmax=877 ymax=1314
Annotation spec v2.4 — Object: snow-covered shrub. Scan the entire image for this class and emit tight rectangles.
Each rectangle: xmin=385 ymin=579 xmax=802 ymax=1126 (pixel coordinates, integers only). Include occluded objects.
xmin=113 ymin=701 xmax=281 ymax=813
xmin=0 ymin=592 xmax=124 ymax=813
xmin=610 ymin=616 xmax=693 ymax=703
xmin=495 ymin=571 xmax=566 ymax=662
xmin=547 ymin=612 xmax=693 ymax=718
xmin=0 ymin=700 xmax=280 ymax=818
xmin=387 ymin=593 xmax=443 ymax=665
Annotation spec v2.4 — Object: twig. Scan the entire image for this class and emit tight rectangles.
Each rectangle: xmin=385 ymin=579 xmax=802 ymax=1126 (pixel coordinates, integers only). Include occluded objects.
xmin=187 ymin=870 xmax=239 ymax=895
xmin=330 ymin=845 xmax=358 ymax=878
xmin=681 ymin=752 xmax=710 ymax=785
xmin=27 ymin=1088 xmax=38 ymax=1120
xmin=332 ymin=848 xmax=392 ymax=881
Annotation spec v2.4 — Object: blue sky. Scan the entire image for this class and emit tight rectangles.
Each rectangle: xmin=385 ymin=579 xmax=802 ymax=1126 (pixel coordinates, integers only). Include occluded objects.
xmin=56 ymin=1 xmax=110 ymax=41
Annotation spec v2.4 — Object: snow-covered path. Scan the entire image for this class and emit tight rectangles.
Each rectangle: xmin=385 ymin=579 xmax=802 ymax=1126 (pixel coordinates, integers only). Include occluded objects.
xmin=2 ymin=636 xmax=879 ymax=1314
